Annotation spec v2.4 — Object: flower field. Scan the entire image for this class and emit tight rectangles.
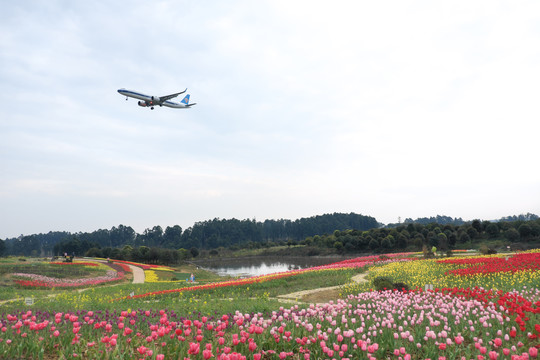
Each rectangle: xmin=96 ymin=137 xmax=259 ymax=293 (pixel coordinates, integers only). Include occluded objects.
xmin=0 ymin=251 xmax=539 ymax=359
xmin=10 ymin=261 xmax=128 ymax=289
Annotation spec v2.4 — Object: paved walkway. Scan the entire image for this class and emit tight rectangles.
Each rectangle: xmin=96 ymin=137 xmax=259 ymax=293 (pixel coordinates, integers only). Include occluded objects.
xmin=128 ymin=264 xmax=145 ymax=284
xmin=276 ymin=273 xmax=369 ymax=302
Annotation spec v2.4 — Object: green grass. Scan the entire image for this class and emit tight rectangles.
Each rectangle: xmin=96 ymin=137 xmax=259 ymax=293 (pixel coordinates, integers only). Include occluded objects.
xmin=0 ymin=263 xmax=365 ymax=315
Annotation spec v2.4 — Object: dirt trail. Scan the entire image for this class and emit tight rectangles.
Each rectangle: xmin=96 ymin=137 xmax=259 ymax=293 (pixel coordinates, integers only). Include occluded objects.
xmin=276 ymin=272 xmax=369 ymax=304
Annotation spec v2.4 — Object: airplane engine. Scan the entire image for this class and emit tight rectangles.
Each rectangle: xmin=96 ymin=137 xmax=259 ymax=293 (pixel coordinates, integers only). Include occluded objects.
xmin=137 ymin=101 xmax=147 ymax=107
xmin=151 ymin=96 xmax=160 ymax=103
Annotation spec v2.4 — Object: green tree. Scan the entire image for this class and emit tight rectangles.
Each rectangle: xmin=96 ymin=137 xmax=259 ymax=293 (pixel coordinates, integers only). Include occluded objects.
xmin=458 ymin=233 xmax=471 ymax=244
xmin=164 ymin=225 xmax=183 ymax=248
xmin=368 ymin=238 xmax=379 ymax=251
xmin=531 ymin=224 xmax=540 ymax=237
xmin=380 ymin=236 xmax=393 ymax=249
xmin=485 ymin=223 xmax=500 ymax=239
xmin=504 ymin=228 xmax=520 ymax=242
xmin=178 ymin=248 xmax=190 ymax=260
xmin=0 ymin=240 xmax=6 ymax=257
xmin=518 ymin=224 xmax=532 ymax=239
xmin=437 ymin=233 xmax=448 ymax=251
xmin=471 ymin=219 xmax=483 ymax=234
xmin=466 ymin=227 xmax=479 ymax=240
xmin=85 ymin=247 xmax=103 ymax=258
xmin=396 ymin=233 xmax=408 ymax=249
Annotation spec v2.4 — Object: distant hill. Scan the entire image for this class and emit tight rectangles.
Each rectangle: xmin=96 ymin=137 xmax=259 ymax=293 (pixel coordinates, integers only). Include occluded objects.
xmin=497 ymin=213 xmax=538 ymax=222
xmin=2 ymin=212 xmax=537 ymax=257
xmin=387 ymin=213 xmax=538 ymax=228
xmin=403 ymin=215 xmax=465 ymax=226
xmin=2 ymin=212 xmax=379 ymax=256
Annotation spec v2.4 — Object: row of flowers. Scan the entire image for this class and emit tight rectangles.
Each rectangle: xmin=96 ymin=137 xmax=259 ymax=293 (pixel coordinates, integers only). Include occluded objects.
xmin=49 ymin=262 xmax=100 ymax=267
xmin=437 ymin=252 xmax=540 ymax=275
xmin=13 ymin=270 xmax=125 ymax=288
xmin=112 ymin=260 xmax=175 ymax=272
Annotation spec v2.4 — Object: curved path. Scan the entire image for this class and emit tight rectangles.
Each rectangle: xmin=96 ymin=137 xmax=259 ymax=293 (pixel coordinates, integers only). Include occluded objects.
xmin=0 ymin=260 xmax=145 ymax=305
xmin=276 ymin=273 xmax=369 ymax=303
xmin=128 ymin=264 xmax=145 ymax=284
xmin=84 ymin=258 xmax=145 ymax=284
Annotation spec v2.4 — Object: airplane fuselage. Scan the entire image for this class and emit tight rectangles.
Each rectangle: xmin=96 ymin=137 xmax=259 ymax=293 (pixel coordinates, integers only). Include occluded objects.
xmin=117 ymin=88 xmax=194 ymax=109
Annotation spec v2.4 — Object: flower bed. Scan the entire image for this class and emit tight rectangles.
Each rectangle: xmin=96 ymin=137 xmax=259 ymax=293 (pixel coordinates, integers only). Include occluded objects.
xmin=0 ymin=287 xmax=538 ymax=359
xmin=1 ymin=251 xmax=539 ymax=359
xmin=49 ymin=262 xmax=99 ymax=267
xmin=437 ymin=252 xmax=540 ymax=275
xmin=112 ymin=260 xmax=174 ymax=272
xmin=13 ymin=270 xmax=124 ymax=288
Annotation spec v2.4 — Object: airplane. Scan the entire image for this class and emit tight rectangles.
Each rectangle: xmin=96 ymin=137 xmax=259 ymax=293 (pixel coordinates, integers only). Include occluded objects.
xmin=117 ymin=88 xmax=196 ymax=109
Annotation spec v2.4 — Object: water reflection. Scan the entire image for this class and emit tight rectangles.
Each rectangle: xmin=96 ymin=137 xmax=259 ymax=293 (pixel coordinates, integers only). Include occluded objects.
xmin=195 ymin=256 xmax=338 ymax=278
xmin=208 ymin=262 xmax=301 ymax=277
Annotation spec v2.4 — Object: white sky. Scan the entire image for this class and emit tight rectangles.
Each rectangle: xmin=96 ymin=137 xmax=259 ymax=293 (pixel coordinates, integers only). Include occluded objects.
xmin=1 ymin=1 xmax=539 ymax=239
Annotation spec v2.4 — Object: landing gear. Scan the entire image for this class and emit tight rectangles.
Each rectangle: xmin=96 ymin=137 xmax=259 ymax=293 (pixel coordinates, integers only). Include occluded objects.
xmin=151 ymin=106 xmax=154 ymax=110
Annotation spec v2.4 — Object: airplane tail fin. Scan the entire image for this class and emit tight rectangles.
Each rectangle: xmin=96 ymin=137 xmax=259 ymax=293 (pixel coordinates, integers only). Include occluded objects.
xmin=181 ymin=94 xmax=190 ymax=105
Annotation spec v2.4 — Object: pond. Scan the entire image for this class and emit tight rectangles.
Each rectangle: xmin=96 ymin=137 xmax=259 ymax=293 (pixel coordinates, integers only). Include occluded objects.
xmin=192 ymin=256 xmax=343 ymax=278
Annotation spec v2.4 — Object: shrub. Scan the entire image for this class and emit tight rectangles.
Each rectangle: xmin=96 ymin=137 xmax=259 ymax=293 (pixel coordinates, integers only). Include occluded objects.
xmin=479 ymin=245 xmax=497 ymax=255
xmin=372 ymin=276 xmax=394 ymax=291
xmin=392 ymin=282 xmax=409 ymax=292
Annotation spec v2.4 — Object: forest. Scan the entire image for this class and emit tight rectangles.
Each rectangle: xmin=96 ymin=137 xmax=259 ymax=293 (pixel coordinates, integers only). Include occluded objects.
xmin=0 ymin=212 xmax=379 ymax=257
xmin=1 ymin=213 xmax=538 ymax=264
xmin=308 ymin=217 xmax=540 ymax=255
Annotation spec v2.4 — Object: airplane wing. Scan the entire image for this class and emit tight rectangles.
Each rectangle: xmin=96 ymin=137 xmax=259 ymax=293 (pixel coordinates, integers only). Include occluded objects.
xmin=159 ymin=89 xmax=187 ymax=102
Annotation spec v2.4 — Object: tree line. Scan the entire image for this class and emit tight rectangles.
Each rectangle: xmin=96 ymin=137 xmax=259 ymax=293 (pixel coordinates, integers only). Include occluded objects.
xmin=1 ymin=213 xmax=379 ymax=257
xmin=1 ymin=213 xmax=538 ymax=260
xmin=307 ymin=218 xmax=540 ymax=254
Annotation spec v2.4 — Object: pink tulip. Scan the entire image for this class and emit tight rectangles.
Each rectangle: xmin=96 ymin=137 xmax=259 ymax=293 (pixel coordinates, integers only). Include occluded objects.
xmin=188 ymin=342 xmax=200 ymax=355
xmin=249 ymin=341 xmax=257 ymax=352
